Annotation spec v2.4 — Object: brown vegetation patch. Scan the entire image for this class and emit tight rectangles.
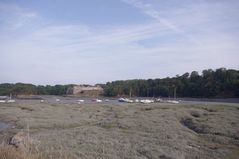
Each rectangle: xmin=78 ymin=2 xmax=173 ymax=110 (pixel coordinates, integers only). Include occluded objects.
xmin=141 ymin=107 xmax=153 ymax=111
xmin=202 ymin=107 xmax=217 ymax=112
xmin=19 ymin=106 xmax=34 ymax=112
xmin=159 ymin=155 xmax=172 ymax=159
xmin=180 ymin=117 xmax=208 ymax=134
xmin=190 ymin=111 xmax=201 ymax=118
xmin=0 ymin=145 xmax=35 ymax=159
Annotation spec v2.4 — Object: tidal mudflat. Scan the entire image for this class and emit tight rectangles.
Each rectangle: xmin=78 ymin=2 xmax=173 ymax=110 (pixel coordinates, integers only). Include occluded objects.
xmin=0 ymin=101 xmax=239 ymax=159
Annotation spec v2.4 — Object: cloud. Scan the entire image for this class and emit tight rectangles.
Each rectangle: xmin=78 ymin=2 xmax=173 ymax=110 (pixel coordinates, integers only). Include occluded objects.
xmin=0 ymin=2 xmax=40 ymax=31
xmin=121 ymin=0 xmax=201 ymax=44
xmin=121 ymin=0 xmax=180 ymax=31
xmin=0 ymin=1 xmax=239 ymax=84
xmin=121 ymin=0 xmax=239 ymax=46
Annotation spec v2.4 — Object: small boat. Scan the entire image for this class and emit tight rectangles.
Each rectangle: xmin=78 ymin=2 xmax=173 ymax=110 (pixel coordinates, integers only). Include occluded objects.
xmin=77 ymin=99 xmax=85 ymax=102
xmin=7 ymin=100 xmax=16 ymax=103
xmin=140 ymin=99 xmax=154 ymax=104
xmin=118 ymin=98 xmax=126 ymax=102
xmin=118 ymin=98 xmax=133 ymax=103
xmin=167 ymin=100 xmax=179 ymax=104
xmin=156 ymin=98 xmax=163 ymax=102
xmin=135 ymin=99 xmax=140 ymax=103
xmin=0 ymin=100 xmax=6 ymax=103
xmin=96 ymin=99 xmax=102 ymax=103
xmin=56 ymin=99 xmax=60 ymax=102
xmin=0 ymin=96 xmax=8 ymax=100
xmin=125 ymin=98 xmax=134 ymax=103
xmin=92 ymin=99 xmax=102 ymax=103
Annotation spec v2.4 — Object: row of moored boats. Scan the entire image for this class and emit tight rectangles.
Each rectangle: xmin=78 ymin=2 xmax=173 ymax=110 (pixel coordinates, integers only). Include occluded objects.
xmin=0 ymin=99 xmax=16 ymax=103
xmin=118 ymin=98 xmax=179 ymax=104
xmin=0 ymin=97 xmax=179 ymax=104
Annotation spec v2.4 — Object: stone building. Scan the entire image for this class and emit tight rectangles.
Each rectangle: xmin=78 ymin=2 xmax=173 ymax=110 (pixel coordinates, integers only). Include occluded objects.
xmin=67 ymin=85 xmax=103 ymax=97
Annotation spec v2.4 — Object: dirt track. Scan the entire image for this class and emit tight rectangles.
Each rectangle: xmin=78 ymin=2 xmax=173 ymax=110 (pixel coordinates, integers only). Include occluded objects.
xmin=0 ymin=101 xmax=239 ymax=159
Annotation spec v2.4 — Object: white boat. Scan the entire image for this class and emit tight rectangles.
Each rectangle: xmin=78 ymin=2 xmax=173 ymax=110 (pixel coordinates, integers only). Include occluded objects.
xmin=156 ymin=98 xmax=163 ymax=102
xmin=135 ymin=99 xmax=140 ymax=103
xmin=118 ymin=98 xmax=126 ymax=102
xmin=56 ymin=99 xmax=60 ymax=102
xmin=77 ymin=99 xmax=85 ymax=102
xmin=7 ymin=100 xmax=15 ymax=103
xmin=96 ymin=99 xmax=102 ymax=103
xmin=0 ymin=100 xmax=6 ymax=103
xmin=0 ymin=96 xmax=8 ymax=100
xmin=126 ymin=99 xmax=134 ymax=103
xmin=167 ymin=100 xmax=179 ymax=104
xmin=140 ymin=99 xmax=154 ymax=104
xmin=92 ymin=99 xmax=102 ymax=103
xmin=118 ymin=98 xmax=133 ymax=103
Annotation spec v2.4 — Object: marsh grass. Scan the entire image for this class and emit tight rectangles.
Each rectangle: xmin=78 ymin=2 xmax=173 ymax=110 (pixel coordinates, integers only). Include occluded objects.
xmin=0 ymin=102 xmax=238 ymax=159
xmin=0 ymin=122 xmax=69 ymax=159
xmin=0 ymin=141 xmax=37 ymax=159
xmin=0 ymin=143 xmax=70 ymax=159
xmin=0 ymin=139 xmax=69 ymax=159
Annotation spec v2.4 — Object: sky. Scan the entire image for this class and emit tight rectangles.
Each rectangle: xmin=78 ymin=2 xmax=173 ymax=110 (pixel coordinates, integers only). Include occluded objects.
xmin=0 ymin=0 xmax=239 ymax=85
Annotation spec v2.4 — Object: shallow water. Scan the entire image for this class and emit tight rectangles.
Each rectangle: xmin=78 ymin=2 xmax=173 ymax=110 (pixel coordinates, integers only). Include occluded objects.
xmin=0 ymin=122 xmax=12 ymax=131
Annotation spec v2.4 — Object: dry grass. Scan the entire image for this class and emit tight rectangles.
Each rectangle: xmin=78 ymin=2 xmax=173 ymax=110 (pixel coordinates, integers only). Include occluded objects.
xmin=0 ymin=141 xmax=69 ymax=159
xmin=0 ymin=143 xmax=36 ymax=159
xmin=0 ymin=125 xmax=69 ymax=159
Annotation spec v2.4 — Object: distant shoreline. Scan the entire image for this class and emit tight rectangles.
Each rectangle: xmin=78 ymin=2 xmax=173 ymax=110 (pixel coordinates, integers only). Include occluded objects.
xmin=3 ymin=94 xmax=239 ymax=104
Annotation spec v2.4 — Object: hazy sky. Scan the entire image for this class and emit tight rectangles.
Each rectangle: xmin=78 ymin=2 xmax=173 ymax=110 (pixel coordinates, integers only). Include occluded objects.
xmin=0 ymin=0 xmax=239 ymax=85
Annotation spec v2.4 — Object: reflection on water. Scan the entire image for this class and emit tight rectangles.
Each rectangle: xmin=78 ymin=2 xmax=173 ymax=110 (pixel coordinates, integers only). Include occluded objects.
xmin=0 ymin=122 xmax=12 ymax=131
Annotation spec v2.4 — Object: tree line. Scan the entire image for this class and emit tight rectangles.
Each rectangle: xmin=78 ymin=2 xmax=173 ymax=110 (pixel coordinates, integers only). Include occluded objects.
xmin=0 ymin=68 xmax=238 ymax=98
xmin=0 ymin=83 xmax=73 ymax=96
xmin=103 ymin=68 xmax=239 ymax=98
